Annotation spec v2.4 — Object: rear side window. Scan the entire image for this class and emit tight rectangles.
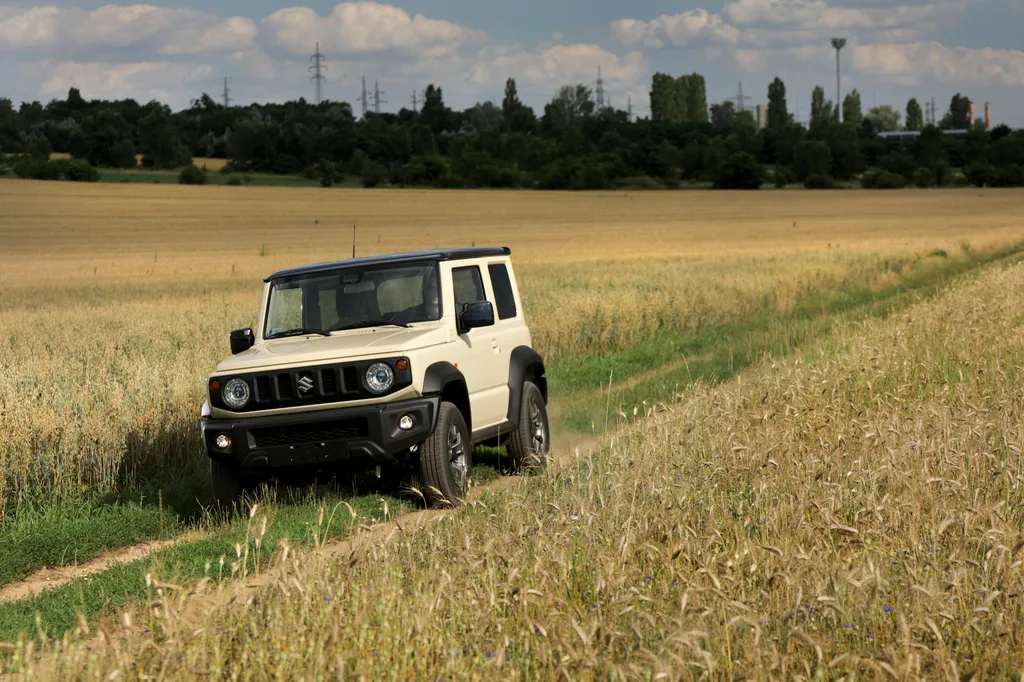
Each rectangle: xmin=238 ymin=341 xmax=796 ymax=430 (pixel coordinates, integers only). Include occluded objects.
xmin=488 ymin=263 xmax=517 ymax=320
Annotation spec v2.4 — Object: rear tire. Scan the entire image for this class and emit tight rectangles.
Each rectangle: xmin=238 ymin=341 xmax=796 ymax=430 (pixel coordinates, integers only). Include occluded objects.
xmin=417 ymin=401 xmax=471 ymax=507
xmin=506 ymin=381 xmax=550 ymax=474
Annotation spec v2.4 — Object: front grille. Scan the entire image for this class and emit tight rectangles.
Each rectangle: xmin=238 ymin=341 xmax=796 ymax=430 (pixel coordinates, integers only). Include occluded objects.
xmin=251 ymin=417 xmax=368 ymax=448
xmin=211 ymin=357 xmax=412 ymax=413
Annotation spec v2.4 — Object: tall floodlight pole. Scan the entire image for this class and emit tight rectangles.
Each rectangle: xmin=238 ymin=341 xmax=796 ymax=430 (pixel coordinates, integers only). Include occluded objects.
xmin=831 ymin=38 xmax=846 ymax=122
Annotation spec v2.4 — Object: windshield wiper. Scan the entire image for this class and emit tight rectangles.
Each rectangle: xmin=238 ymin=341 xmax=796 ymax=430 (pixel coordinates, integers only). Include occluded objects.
xmin=266 ymin=327 xmax=331 ymax=339
xmin=330 ymin=320 xmax=412 ymax=332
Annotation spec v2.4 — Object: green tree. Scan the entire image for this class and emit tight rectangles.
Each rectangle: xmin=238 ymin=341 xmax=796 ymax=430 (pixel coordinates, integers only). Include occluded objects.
xmin=842 ymin=89 xmax=863 ymax=127
xmin=866 ymin=105 xmax=901 ymax=132
xmin=905 ymin=98 xmax=923 ymax=131
xmin=543 ymin=84 xmax=595 ymax=132
xmin=709 ymin=101 xmax=735 ymax=131
xmin=420 ymin=85 xmax=451 ymax=135
xmin=940 ymin=93 xmax=972 ymax=129
xmin=767 ymin=77 xmax=789 ymax=129
xmin=810 ymin=86 xmax=834 ymax=129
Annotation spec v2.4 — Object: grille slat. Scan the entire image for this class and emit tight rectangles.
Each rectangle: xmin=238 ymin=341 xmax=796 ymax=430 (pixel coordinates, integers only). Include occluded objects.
xmin=276 ymin=375 xmax=294 ymax=401
xmin=251 ymin=418 xmax=368 ymax=448
xmin=342 ymin=366 xmax=359 ymax=394
xmin=320 ymin=368 xmax=338 ymax=395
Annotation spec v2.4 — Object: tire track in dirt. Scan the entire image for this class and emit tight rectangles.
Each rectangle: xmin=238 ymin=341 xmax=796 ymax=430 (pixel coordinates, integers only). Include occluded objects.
xmin=9 ymin=426 xmax=609 ymax=679
xmin=0 ymin=422 xmax=600 ymax=610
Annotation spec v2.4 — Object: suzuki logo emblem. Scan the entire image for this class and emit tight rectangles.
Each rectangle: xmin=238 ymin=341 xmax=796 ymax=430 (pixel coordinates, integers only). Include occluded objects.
xmin=297 ymin=374 xmax=314 ymax=393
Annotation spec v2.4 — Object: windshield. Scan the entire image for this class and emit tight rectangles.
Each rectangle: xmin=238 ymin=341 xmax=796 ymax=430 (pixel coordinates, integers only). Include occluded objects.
xmin=263 ymin=260 xmax=442 ymax=339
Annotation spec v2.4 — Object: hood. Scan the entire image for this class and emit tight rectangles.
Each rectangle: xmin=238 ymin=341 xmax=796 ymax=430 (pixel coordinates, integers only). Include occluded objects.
xmin=212 ymin=324 xmax=449 ymax=374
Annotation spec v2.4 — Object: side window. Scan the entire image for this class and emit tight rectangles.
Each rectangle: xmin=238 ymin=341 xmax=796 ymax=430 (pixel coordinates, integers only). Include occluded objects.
xmin=487 ymin=263 xmax=517 ymax=320
xmin=452 ymin=266 xmax=485 ymax=312
xmin=265 ymin=285 xmax=302 ymax=335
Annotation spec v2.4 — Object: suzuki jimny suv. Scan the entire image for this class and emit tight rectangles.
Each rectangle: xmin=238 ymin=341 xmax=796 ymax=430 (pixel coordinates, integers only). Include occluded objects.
xmin=200 ymin=247 xmax=550 ymax=509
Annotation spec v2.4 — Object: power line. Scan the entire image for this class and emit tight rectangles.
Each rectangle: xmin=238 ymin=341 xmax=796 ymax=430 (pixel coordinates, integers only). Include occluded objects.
xmin=595 ymin=66 xmax=606 ymax=109
xmin=373 ymin=79 xmax=386 ymax=113
xmin=362 ymin=76 xmax=374 ymax=116
xmin=410 ymin=90 xmax=419 ymax=112
xmin=733 ymin=81 xmax=751 ymax=112
xmin=309 ymin=41 xmax=326 ymax=105
xmin=222 ymin=77 xmax=232 ymax=108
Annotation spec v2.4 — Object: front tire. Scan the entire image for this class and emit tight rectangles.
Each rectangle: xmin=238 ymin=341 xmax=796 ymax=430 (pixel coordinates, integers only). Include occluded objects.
xmin=418 ymin=401 xmax=471 ymax=507
xmin=209 ymin=458 xmax=256 ymax=515
xmin=506 ymin=381 xmax=550 ymax=474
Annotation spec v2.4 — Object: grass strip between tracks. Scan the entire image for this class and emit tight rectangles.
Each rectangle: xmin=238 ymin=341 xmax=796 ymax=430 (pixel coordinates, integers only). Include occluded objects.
xmin=1 ymin=241 xmax=1022 ymax=644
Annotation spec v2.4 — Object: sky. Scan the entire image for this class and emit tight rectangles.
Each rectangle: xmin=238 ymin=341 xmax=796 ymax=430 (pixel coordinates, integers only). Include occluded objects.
xmin=0 ymin=0 xmax=1022 ymax=127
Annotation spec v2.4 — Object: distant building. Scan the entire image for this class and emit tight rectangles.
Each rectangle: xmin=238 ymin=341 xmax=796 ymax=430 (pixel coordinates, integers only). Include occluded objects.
xmin=755 ymin=104 xmax=769 ymax=130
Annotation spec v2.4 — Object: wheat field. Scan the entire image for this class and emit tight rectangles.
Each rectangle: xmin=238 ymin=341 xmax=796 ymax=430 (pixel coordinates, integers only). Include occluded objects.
xmin=12 ymin=202 xmax=1024 ymax=679
xmin=1 ymin=180 xmax=1024 ymax=521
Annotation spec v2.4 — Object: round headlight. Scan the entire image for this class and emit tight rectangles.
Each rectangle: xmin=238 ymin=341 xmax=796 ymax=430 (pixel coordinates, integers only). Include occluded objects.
xmin=366 ymin=362 xmax=394 ymax=393
xmin=222 ymin=378 xmax=251 ymax=409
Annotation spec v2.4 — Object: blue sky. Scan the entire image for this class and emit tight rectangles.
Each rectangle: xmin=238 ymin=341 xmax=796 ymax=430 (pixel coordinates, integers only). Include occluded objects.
xmin=1 ymin=0 xmax=1022 ymax=127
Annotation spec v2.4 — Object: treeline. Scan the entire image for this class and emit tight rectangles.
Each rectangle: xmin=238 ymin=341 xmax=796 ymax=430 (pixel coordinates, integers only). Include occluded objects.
xmin=1 ymin=74 xmax=1022 ymax=190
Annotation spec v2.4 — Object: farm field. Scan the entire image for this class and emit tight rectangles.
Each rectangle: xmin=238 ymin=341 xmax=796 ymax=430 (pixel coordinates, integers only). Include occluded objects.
xmin=1 ymin=180 xmax=1024 ymax=668
xmin=21 ymin=243 xmax=1024 ymax=680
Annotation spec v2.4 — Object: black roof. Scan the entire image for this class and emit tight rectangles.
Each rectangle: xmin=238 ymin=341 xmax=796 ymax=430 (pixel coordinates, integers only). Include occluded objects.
xmin=264 ymin=246 xmax=511 ymax=282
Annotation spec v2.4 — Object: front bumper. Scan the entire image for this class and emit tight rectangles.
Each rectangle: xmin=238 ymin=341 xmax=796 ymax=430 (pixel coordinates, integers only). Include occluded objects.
xmin=201 ymin=396 xmax=439 ymax=472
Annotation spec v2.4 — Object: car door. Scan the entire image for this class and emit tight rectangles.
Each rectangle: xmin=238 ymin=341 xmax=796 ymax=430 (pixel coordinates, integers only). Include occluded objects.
xmin=450 ymin=263 xmax=508 ymax=429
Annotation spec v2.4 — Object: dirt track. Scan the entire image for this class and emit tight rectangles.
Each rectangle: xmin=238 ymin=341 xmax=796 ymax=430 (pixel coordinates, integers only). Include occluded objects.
xmin=0 ymin=424 xmax=599 ymax=607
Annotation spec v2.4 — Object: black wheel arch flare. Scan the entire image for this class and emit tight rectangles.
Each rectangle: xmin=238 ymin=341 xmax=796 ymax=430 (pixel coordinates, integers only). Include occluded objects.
xmin=422 ymin=361 xmax=473 ymax=433
xmin=506 ymin=346 xmax=547 ymax=428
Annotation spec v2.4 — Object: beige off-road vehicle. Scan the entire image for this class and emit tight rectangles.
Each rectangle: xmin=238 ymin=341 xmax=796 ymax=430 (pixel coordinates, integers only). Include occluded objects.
xmin=200 ymin=247 xmax=549 ymax=509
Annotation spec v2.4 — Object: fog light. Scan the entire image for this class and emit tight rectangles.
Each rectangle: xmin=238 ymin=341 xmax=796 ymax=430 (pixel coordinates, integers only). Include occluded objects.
xmin=398 ymin=414 xmax=414 ymax=431
xmin=216 ymin=433 xmax=231 ymax=449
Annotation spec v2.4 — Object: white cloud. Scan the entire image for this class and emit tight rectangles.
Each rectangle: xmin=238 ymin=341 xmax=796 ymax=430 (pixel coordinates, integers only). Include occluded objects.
xmin=0 ymin=5 xmax=256 ymax=55
xmin=852 ymin=41 xmax=1024 ymax=87
xmin=468 ymin=44 xmax=645 ymax=93
xmin=38 ymin=60 xmax=215 ymax=101
xmin=610 ymin=10 xmax=740 ymax=48
xmin=613 ymin=0 xmax=972 ymax=52
xmin=260 ymin=2 xmax=486 ymax=58
xmin=723 ymin=0 xmax=967 ymax=31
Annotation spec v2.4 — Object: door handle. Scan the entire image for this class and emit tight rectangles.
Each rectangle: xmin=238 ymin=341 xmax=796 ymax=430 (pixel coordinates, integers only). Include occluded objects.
xmin=492 ymin=339 xmax=500 ymax=353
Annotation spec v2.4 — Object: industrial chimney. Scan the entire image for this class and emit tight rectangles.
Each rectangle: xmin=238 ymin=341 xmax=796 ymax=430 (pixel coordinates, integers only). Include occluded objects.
xmin=969 ymin=101 xmax=975 ymax=127
xmin=985 ymin=102 xmax=991 ymax=130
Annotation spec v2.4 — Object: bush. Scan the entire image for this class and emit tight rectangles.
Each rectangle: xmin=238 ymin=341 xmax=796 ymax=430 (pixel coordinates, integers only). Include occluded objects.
xmin=13 ymin=157 xmax=98 ymax=182
xmin=860 ymin=169 xmax=906 ymax=189
xmin=990 ymin=164 xmax=1024 ymax=188
xmin=933 ymin=161 xmax=951 ymax=187
xmin=912 ymin=167 xmax=934 ymax=188
xmin=178 ymin=164 xmax=207 ymax=185
xmin=361 ymin=161 xmax=386 ymax=188
xmin=803 ymin=174 xmax=838 ymax=189
xmin=965 ymin=162 xmax=993 ymax=188
xmin=713 ymin=152 xmax=762 ymax=190
xmin=772 ymin=165 xmax=788 ymax=188
xmin=62 ymin=159 xmax=100 ymax=182
xmin=614 ymin=175 xmax=664 ymax=190
xmin=226 ymin=175 xmax=242 ymax=186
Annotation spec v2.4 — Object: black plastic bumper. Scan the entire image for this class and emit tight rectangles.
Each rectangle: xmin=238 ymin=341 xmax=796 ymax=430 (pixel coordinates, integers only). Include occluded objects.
xmin=201 ymin=396 xmax=439 ymax=472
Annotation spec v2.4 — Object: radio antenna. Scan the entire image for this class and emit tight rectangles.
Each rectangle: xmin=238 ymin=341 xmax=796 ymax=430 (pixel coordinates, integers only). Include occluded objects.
xmin=352 ymin=224 xmax=356 ymax=258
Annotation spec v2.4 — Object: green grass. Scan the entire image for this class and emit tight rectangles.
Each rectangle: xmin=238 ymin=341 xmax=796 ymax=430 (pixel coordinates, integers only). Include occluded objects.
xmin=548 ymin=239 xmax=1024 ymax=434
xmin=0 ymin=486 xmax=402 ymax=643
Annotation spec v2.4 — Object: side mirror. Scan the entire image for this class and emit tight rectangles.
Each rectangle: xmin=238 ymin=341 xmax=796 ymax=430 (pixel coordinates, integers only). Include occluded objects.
xmin=230 ymin=328 xmax=255 ymax=355
xmin=458 ymin=300 xmax=494 ymax=333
